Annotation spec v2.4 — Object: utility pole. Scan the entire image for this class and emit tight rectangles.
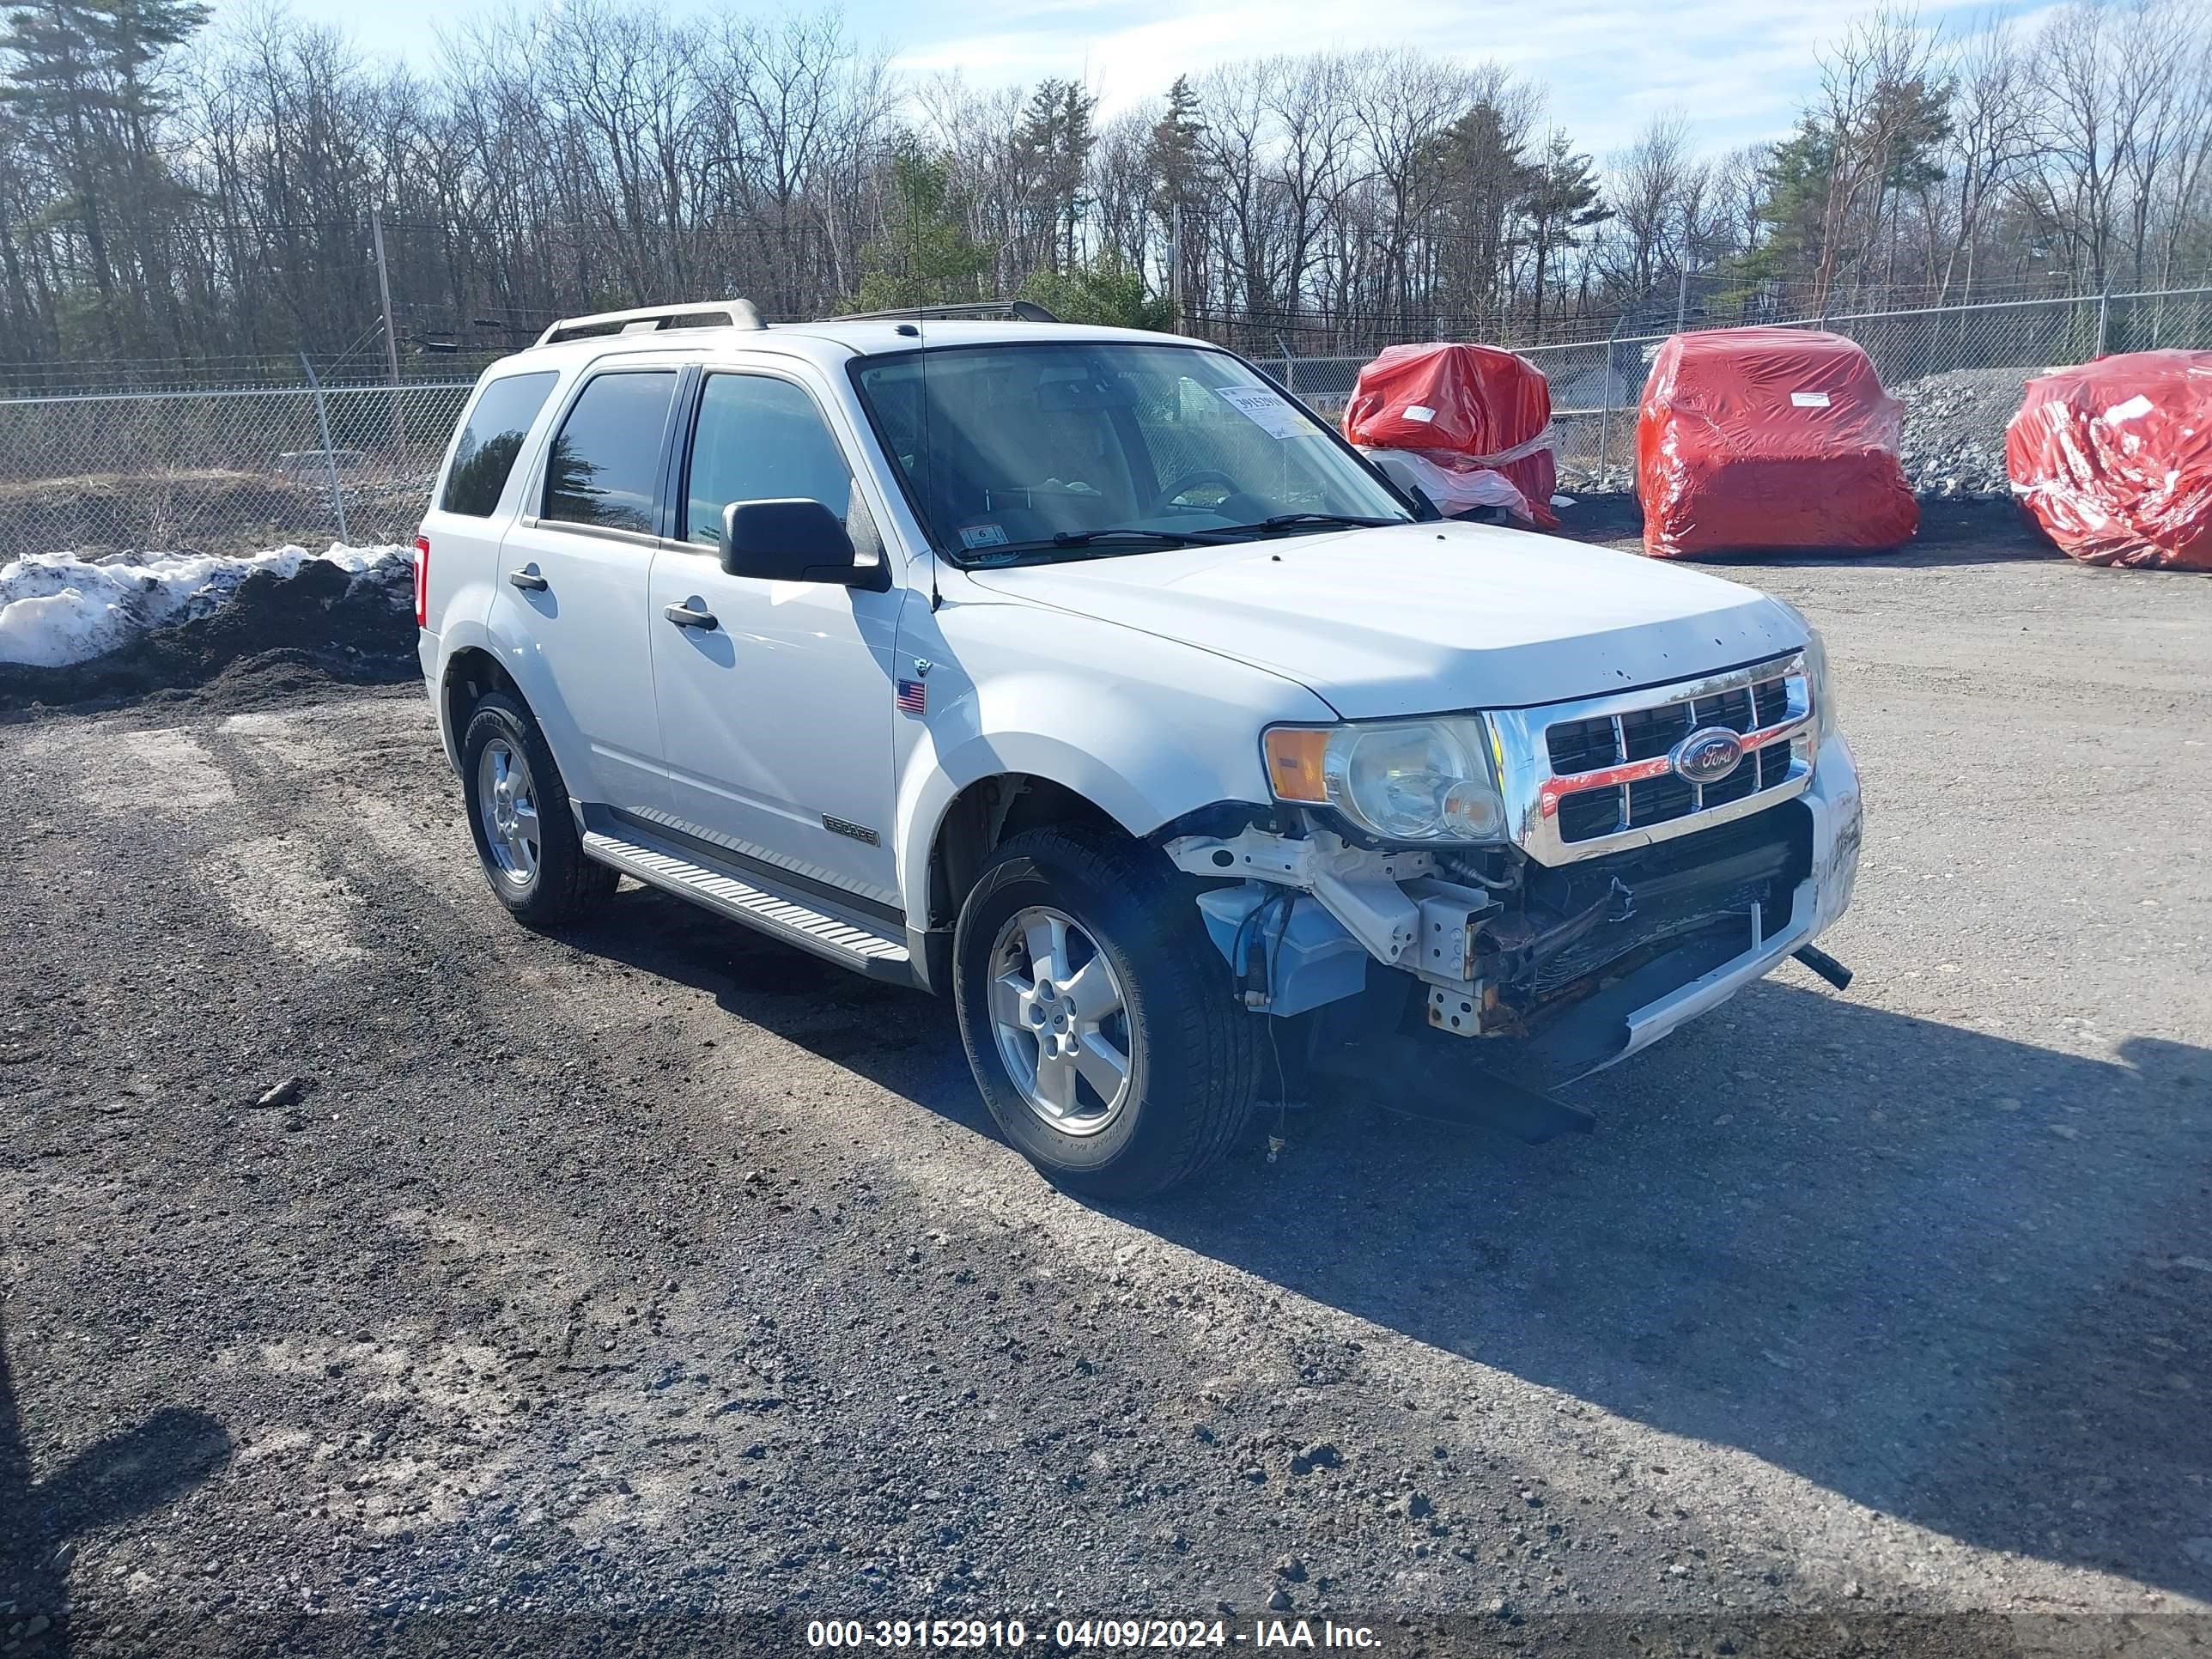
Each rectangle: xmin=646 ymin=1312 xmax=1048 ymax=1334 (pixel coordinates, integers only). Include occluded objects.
xmin=299 ymin=352 xmax=349 ymax=544
xmin=371 ymin=206 xmax=405 ymax=466
xmin=371 ymin=206 xmax=402 ymax=385
xmin=1170 ymin=204 xmax=1183 ymax=337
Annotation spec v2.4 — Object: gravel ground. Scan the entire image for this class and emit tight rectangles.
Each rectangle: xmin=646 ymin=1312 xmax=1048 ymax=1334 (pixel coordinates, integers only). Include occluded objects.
xmin=3 ymin=519 xmax=2209 ymax=1658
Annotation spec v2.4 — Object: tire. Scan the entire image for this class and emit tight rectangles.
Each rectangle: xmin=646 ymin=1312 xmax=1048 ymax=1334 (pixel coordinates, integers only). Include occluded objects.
xmin=952 ymin=826 xmax=1260 ymax=1198
xmin=459 ymin=690 xmax=617 ymax=927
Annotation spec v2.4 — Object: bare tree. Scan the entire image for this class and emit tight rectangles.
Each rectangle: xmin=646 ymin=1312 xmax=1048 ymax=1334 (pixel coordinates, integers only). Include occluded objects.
xmin=1802 ymin=9 xmax=1953 ymax=310
xmin=5 ymin=0 xmax=2212 ymax=382
xmin=1267 ymin=52 xmax=1358 ymax=327
xmin=1607 ymin=114 xmax=1697 ymax=299
xmin=1349 ymin=47 xmax=1470 ymax=326
xmin=2024 ymin=0 xmax=2124 ymax=289
xmin=1086 ymin=104 xmax=1158 ymax=280
xmin=1935 ymin=13 xmax=2037 ymax=300
xmin=1194 ymin=59 xmax=1276 ymax=318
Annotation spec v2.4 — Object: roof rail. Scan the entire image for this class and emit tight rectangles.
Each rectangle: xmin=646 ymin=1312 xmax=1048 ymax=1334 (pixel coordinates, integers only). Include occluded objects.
xmin=535 ymin=300 xmax=763 ymax=347
xmin=828 ymin=299 xmax=1061 ymax=325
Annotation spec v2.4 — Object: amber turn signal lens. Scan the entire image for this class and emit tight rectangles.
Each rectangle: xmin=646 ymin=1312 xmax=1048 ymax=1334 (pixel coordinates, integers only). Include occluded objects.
xmin=1262 ymin=728 xmax=1330 ymax=803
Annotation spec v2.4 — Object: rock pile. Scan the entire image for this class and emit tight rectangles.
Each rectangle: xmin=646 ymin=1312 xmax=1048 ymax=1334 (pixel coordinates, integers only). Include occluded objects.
xmin=1893 ymin=365 xmax=2039 ymax=497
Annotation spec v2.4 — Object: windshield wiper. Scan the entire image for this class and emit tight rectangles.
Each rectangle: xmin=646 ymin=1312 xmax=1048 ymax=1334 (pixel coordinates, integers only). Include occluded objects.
xmin=1234 ymin=512 xmax=1407 ymax=534
xmin=969 ymin=518 xmax=1388 ymax=562
xmin=963 ymin=526 xmax=1231 ymax=561
xmin=1048 ymin=526 xmax=1234 ymax=548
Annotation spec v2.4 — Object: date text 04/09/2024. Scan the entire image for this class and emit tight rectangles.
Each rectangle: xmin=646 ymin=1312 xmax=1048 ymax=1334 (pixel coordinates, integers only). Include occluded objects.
xmin=803 ymin=1619 xmax=1383 ymax=1650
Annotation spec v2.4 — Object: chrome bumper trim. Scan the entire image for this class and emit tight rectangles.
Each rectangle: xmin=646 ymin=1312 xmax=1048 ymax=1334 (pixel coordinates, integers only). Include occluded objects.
xmin=1611 ymin=877 xmax=1820 ymax=1062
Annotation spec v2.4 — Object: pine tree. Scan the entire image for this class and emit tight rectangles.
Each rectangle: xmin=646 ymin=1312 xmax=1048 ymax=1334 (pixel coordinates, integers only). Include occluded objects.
xmin=0 ymin=0 xmax=208 ymax=351
xmin=852 ymin=145 xmax=992 ymax=312
xmin=1147 ymin=75 xmax=1205 ymax=230
xmin=1756 ymin=61 xmax=1952 ymax=303
xmin=1054 ymin=80 xmax=1097 ymax=272
xmin=1146 ymin=76 xmax=1206 ymax=322
xmin=1516 ymin=131 xmax=1610 ymax=332
xmin=1012 ymin=78 xmax=1097 ymax=275
xmin=1019 ymin=252 xmax=1170 ymax=330
xmin=1429 ymin=100 xmax=1538 ymax=324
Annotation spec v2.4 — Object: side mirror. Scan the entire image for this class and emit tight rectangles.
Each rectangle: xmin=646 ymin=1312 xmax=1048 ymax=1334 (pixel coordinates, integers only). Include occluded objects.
xmin=720 ymin=498 xmax=887 ymax=590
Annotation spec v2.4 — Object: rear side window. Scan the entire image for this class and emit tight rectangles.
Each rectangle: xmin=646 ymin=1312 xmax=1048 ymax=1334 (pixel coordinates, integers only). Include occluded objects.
xmin=439 ymin=371 xmax=556 ymax=517
xmin=543 ymin=370 xmax=679 ymax=534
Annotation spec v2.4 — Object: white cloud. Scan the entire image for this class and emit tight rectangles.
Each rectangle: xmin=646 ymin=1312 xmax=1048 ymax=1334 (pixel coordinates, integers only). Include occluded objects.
xmin=890 ymin=0 xmax=2026 ymax=154
xmin=296 ymin=0 xmax=2045 ymax=158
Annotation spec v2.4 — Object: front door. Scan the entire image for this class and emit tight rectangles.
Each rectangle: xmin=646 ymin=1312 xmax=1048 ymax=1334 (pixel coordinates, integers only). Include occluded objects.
xmin=646 ymin=368 xmax=902 ymax=913
xmin=494 ymin=364 xmax=683 ymax=817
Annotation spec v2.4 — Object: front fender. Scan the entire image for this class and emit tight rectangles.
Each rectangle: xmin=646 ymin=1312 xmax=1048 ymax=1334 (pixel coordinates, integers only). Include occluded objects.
xmin=892 ymin=724 xmax=1173 ymax=922
xmin=890 ymin=617 xmax=1336 ymax=932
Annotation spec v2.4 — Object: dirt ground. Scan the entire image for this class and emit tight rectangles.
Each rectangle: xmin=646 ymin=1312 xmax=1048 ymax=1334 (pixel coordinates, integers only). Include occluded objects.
xmin=3 ymin=508 xmax=2209 ymax=1658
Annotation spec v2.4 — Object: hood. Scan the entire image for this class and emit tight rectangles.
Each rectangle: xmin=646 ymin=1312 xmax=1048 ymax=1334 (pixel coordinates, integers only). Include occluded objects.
xmin=962 ymin=520 xmax=1803 ymax=718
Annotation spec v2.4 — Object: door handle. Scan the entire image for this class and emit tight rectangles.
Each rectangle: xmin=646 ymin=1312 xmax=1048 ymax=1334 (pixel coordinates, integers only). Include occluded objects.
xmin=663 ymin=602 xmax=719 ymax=631
xmin=507 ymin=568 xmax=548 ymax=591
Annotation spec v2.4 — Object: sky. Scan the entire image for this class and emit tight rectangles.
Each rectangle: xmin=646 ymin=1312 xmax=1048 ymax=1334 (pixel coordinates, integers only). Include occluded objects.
xmin=276 ymin=0 xmax=2046 ymax=157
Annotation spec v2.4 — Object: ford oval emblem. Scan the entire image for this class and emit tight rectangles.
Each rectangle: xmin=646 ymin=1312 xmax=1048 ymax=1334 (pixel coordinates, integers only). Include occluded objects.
xmin=1671 ymin=726 xmax=1745 ymax=786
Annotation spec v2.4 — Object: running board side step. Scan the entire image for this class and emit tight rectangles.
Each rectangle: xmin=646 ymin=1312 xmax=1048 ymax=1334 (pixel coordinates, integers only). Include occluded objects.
xmin=580 ymin=828 xmax=917 ymax=984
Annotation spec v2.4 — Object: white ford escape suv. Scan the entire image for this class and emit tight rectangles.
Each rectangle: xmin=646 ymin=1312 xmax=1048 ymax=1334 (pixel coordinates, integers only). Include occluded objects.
xmin=416 ymin=299 xmax=1863 ymax=1196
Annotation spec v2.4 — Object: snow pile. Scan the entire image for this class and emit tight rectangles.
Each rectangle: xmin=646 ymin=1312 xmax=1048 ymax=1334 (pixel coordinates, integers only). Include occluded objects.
xmin=1893 ymin=365 xmax=2039 ymax=498
xmin=0 ymin=544 xmax=410 ymax=669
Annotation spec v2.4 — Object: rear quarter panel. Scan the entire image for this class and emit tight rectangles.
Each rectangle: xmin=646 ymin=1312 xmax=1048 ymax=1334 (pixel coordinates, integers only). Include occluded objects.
xmin=417 ymin=363 xmax=578 ymax=774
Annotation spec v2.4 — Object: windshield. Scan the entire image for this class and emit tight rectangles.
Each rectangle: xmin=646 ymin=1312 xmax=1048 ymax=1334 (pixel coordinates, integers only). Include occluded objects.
xmin=849 ymin=341 xmax=1412 ymax=563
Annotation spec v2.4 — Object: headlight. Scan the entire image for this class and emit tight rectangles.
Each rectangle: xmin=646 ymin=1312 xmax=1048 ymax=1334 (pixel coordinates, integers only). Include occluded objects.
xmin=1262 ymin=716 xmax=1507 ymax=843
xmin=1775 ymin=599 xmax=1834 ymax=747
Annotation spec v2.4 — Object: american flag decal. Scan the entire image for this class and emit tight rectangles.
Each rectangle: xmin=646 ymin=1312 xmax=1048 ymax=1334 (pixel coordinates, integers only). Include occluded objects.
xmin=896 ymin=679 xmax=927 ymax=714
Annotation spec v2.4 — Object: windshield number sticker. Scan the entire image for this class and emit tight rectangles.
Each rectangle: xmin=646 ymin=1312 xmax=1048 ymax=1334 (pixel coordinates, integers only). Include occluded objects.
xmin=1790 ymin=391 xmax=1832 ymax=408
xmin=1215 ymin=386 xmax=1312 ymax=440
xmin=958 ymin=523 xmax=1009 ymax=549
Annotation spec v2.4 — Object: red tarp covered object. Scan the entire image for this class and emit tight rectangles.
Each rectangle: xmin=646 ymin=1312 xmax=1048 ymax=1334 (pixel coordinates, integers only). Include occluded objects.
xmin=2006 ymin=350 xmax=2212 ymax=570
xmin=1635 ymin=326 xmax=1918 ymax=557
xmin=1342 ymin=343 xmax=1559 ymax=529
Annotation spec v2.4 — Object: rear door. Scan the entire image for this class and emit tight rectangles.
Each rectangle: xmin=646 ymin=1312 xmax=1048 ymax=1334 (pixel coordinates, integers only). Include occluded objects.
xmin=493 ymin=364 xmax=684 ymax=817
xmin=645 ymin=365 xmax=902 ymax=911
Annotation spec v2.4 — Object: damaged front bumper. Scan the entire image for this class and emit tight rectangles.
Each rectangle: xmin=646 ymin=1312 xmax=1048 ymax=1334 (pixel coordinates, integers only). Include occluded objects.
xmin=1168 ymin=731 xmax=1863 ymax=1098
xmin=1601 ymin=732 xmax=1859 ymax=1073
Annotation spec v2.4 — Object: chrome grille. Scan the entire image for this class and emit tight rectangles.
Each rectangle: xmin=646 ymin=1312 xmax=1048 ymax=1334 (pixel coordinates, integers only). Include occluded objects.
xmin=1487 ymin=654 xmax=1816 ymax=866
xmin=1545 ymin=677 xmax=1790 ymax=777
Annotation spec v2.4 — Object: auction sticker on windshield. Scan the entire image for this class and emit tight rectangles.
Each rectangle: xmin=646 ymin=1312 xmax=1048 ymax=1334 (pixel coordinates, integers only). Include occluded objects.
xmin=1214 ymin=385 xmax=1313 ymax=440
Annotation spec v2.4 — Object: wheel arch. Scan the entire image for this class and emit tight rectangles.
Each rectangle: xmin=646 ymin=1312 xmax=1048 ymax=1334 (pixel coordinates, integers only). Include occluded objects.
xmin=922 ymin=771 xmax=1124 ymax=936
xmin=434 ymin=623 xmax=596 ymax=809
xmin=899 ymin=708 xmax=1288 ymax=974
xmin=439 ymin=645 xmax=521 ymax=767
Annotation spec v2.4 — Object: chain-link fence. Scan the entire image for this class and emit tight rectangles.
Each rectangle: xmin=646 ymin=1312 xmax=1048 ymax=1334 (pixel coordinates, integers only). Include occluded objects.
xmin=5 ymin=285 xmax=2211 ymax=560
xmin=0 ymin=379 xmax=473 ymax=559
xmin=1261 ymin=286 xmax=2212 ymax=489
